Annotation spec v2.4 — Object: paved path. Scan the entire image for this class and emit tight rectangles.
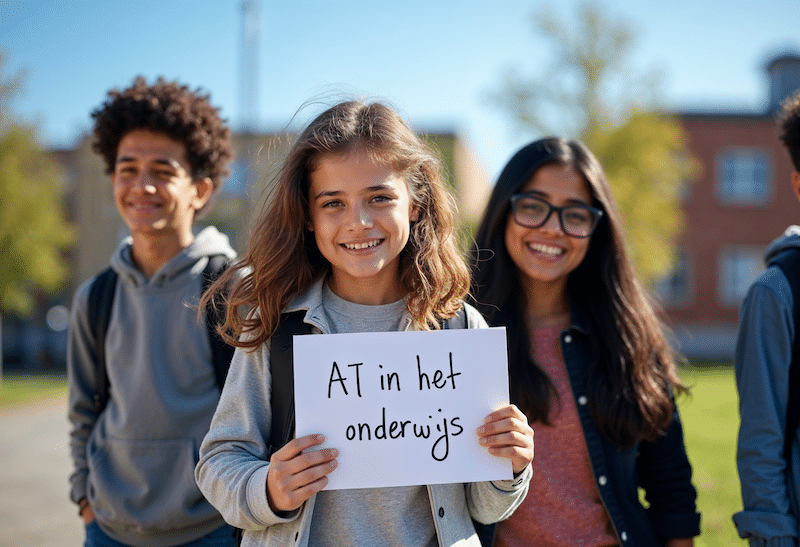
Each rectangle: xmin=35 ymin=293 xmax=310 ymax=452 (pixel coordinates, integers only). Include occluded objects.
xmin=0 ymin=394 xmax=83 ymax=546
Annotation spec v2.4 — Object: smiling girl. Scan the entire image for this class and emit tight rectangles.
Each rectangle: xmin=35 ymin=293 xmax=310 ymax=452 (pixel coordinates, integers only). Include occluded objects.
xmin=470 ymin=137 xmax=701 ymax=547
xmin=194 ymin=100 xmax=533 ymax=547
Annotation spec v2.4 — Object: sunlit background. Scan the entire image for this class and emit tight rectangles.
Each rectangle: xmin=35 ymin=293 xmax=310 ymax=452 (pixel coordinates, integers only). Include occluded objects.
xmin=1 ymin=1 xmax=799 ymax=545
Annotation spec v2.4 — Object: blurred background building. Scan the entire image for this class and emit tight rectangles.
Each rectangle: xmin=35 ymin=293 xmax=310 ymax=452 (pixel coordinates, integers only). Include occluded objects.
xmin=657 ymin=53 xmax=800 ymax=360
xmin=4 ymin=52 xmax=800 ymax=370
xmin=0 ymin=130 xmax=489 ymax=371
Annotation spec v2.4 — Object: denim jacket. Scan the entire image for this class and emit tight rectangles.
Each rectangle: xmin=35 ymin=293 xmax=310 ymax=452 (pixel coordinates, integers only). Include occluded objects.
xmin=482 ymin=306 xmax=701 ymax=546
xmin=733 ymin=226 xmax=800 ymax=547
xmin=561 ymin=307 xmax=701 ymax=545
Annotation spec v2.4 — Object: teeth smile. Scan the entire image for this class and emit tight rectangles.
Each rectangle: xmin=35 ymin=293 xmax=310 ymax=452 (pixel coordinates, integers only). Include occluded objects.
xmin=527 ymin=242 xmax=564 ymax=257
xmin=343 ymin=239 xmax=381 ymax=250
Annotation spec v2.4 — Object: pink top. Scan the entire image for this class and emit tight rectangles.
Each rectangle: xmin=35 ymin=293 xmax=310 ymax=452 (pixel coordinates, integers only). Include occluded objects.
xmin=494 ymin=322 xmax=619 ymax=547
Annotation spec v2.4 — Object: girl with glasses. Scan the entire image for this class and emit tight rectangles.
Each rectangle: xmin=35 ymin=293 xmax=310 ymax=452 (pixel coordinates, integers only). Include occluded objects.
xmin=469 ymin=137 xmax=700 ymax=547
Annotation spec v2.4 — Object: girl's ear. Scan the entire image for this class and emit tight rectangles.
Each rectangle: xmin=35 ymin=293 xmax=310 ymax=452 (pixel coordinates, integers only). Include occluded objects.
xmin=306 ymin=218 xmax=315 ymax=232
xmin=410 ymin=204 xmax=420 ymax=222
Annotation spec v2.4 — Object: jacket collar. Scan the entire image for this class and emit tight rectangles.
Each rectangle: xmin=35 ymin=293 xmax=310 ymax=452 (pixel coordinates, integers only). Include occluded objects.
xmin=568 ymin=298 xmax=592 ymax=336
xmin=283 ymin=277 xmax=415 ymax=333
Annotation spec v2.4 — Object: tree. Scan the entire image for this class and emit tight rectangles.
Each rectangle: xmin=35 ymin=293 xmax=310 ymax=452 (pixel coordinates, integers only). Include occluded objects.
xmin=489 ymin=2 xmax=697 ymax=288
xmin=0 ymin=51 xmax=74 ymax=317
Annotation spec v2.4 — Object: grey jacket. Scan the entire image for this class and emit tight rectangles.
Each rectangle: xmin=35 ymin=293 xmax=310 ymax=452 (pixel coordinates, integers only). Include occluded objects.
xmin=734 ymin=226 xmax=800 ymax=547
xmin=195 ymin=279 xmax=532 ymax=547
xmin=67 ymin=226 xmax=237 ymax=547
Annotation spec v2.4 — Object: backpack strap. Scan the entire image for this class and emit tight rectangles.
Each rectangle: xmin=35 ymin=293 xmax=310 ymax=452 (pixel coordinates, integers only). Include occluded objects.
xmin=268 ymin=310 xmax=313 ymax=454
xmin=202 ymin=255 xmax=235 ymax=392
xmin=87 ymin=267 xmax=118 ymax=413
xmin=86 ymin=255 xmax=234 ymax=413
xmin=770 ymin=248 xmax=800 ymax=461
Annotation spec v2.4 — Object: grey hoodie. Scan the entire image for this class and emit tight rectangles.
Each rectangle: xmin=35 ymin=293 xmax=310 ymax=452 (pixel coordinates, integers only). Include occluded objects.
xmin=734 ymin=225 xmax=800 ymax=546
xmin=67 ymin=226 xmax=237 ymax=547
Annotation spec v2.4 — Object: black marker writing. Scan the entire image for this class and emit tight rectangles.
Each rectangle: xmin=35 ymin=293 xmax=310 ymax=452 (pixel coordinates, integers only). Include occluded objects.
xmin=327 ymin=362 xmax=364 ymax=398
xmin=417 ymin=352 xmax=462 ymax=390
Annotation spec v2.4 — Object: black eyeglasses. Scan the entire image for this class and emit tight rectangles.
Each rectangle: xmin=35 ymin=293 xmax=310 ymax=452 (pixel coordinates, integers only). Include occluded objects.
xmin=510 ymin=193 xmax=603 ymax=238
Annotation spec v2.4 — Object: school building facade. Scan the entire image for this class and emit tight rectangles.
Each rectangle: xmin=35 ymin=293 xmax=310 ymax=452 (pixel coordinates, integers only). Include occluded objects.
xmin=659 ymin=53 xmax=800 ymax=360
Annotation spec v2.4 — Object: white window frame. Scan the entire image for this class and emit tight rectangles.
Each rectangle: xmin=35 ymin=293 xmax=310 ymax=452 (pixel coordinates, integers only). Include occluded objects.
xmin=718 ymin=246 xmax=765 ymax=305
xmin=655 ymin=248 xmax=693 ymax=306
xmin=716 ymin=148 xmax=772 ymax=205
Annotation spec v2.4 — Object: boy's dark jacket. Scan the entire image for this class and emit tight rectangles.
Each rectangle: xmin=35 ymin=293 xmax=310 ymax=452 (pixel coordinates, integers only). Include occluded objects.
xmin=734 ymin=225 xmax=800 ymax=544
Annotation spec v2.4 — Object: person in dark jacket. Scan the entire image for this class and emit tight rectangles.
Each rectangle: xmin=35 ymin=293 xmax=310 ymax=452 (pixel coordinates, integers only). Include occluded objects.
xmin=470 ymin=137 xmax=701 ymax=546
xmin=67 ymin=76 xmax=237 ymax=547
xmin=733 ymin=89 xmax=800 ymax=547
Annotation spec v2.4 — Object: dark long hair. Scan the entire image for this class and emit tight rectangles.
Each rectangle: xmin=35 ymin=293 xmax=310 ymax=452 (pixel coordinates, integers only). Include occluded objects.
xmin=470 ymin=137 xmax=684 ymax=447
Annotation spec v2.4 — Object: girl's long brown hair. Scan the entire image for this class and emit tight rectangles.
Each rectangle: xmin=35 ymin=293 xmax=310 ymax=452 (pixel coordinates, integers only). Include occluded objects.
xmin=202 ymin=101 xmax=470 ymax=350
xmin=470 ymin=137 xmax=686 ymax=447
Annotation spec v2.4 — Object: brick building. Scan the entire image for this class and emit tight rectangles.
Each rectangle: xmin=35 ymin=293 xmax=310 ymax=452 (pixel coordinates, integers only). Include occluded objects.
xmin=660 ymin=53 xmax=800 ymax=360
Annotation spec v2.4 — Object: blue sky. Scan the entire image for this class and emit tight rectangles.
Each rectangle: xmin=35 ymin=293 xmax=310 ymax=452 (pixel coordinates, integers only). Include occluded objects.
xmin=1 ymin=0 xmax=798 ymax=179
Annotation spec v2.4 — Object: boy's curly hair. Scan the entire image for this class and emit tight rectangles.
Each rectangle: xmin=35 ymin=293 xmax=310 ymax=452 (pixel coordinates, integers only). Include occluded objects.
xmin=779 ymin=89 xmax=800 ymax=171
xmin=91 ymin=76 xmax=234 ymax=197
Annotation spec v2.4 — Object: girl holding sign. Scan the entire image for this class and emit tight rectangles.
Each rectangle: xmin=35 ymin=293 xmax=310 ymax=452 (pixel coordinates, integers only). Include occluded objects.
xmin=470 ymin=138 xmax=700 ymax=547
xmin=195 ymin=100 xmax=533 ymax=547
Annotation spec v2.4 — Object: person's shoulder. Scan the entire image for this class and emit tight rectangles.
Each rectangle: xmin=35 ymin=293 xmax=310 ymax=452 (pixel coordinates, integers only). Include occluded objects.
xmin=740 ymin=264 xmax=794 ymax=319
xmin=73 ymin=267 xmax=114 ymax=304
xmin=750 ymin=263 xmax=793 ymax=299
xmin=460 ymin=302 xmax=489 ymax=330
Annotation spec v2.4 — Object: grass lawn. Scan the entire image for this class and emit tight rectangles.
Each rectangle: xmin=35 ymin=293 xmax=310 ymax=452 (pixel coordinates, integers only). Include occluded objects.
xmin=677 ymin=364 xmax=744 ymax=546
xmin=0 ymin=372 xmax=68 ymax=410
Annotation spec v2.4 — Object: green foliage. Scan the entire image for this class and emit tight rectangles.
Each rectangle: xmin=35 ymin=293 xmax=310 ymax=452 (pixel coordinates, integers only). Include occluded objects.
xmin=489 ymin=2 xmax=696 ymax=287
xmin=586 ymin=112 xmax=698 ymax=285
xmin=0 ymin=51 xmax=74 ymax=316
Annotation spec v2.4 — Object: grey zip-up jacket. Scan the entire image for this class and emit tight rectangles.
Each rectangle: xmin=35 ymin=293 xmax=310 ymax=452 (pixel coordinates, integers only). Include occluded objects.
xmin=67 ymin=226 xmax=237 ymax=547
xmin=734 ymin=226 xmax=800 ymax=547
xmin=195 ymin=279 xmax=532 ymax=547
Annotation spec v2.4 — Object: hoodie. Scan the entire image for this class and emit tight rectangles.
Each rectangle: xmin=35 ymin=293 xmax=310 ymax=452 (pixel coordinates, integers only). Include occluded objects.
xmin=734 ymin=225 xmax=800 ymax=547
xmin=67 ymin=226 xmax=237 ymax=547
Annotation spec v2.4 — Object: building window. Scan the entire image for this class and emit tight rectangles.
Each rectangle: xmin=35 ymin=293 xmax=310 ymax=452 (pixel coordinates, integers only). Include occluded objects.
xmin=717 ymin=149 xmax=771 ymax=204
xmin=655 ymin=249 xmax=692 ymax=306
xmin=719 ymin=247 xmax=765 ymax=305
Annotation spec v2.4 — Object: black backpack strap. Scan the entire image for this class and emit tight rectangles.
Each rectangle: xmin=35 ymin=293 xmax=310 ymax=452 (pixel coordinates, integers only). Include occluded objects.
xmin=268 ymin=310 xmax=312 ymax=454
xmin=770 ymin=248 xmax=800 ymax=461
xmin=442 ymin=305 xmax=496 ymax=547
xmin=87 ymin=267 xmax=118 ymax=413
xmin=201 ymin=255 xmax=235 ymax=392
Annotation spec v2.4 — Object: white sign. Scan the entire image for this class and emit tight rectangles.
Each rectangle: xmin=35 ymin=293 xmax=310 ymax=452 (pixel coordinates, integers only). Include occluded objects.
xmin=293 ymin=327 xmax=510 ymax=490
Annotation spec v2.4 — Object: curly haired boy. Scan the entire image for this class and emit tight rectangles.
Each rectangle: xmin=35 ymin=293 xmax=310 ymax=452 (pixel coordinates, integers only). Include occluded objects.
xmin=67 ymin=76 xmax=239 ymax=547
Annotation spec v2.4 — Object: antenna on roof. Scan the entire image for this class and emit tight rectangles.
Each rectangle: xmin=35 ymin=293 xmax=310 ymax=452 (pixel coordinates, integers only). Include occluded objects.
xmin=239 ymin=0 xmax=260 ymax=133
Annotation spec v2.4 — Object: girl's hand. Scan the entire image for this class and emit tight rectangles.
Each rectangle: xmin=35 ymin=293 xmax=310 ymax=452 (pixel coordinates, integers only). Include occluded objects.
xmin=476 ymin=404 xmax=534 ymax=475
xmin=266 ymin=434 xmax=338 ymax=513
